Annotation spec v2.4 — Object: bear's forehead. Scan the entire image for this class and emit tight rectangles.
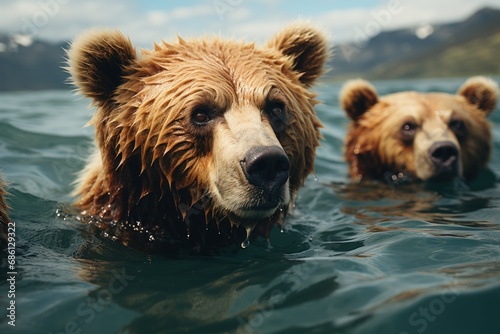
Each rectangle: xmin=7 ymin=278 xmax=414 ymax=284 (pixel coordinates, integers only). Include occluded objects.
xmin=142 ymin=39 xmax=284 ymax=80
xmin=381 ymin=92 xmax=467 ymax=119
xmin=135 ymin=40 xmax=293 ymax=104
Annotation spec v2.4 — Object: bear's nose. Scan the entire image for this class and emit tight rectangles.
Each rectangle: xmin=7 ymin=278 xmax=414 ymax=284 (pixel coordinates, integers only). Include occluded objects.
xmin=429 ymin=141 xmax=459 ymax=172
xmin=241 ymin=146 xmax=290 ymax=196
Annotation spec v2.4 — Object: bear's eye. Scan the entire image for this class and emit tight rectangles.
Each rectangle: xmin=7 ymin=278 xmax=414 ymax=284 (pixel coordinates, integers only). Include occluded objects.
xmin=401 ymin=121 xmax=417 ymax=142
xmin=265 ymin=101 xmax=287 ymax=133
xmin=191 ymin=109 xmax=211 ymax=126
xmin=449 ymin=118 xmax=466 ymax=139
xmin=270 ymin=104 xmax=285 ymax=119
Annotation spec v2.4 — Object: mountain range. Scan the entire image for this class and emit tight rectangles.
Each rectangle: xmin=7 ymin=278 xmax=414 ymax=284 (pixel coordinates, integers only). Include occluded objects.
xmin=328 ymin=7 xmax=500 ymax=80
xmin=0 ymin=34 xmax=69 ymax=91
xmin=0 ymin=7 xmax=499 ymax=91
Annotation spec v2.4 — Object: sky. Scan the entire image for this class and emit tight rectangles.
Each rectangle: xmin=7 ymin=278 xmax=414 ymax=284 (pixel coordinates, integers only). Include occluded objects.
xmin=1 ymin=0 xmax=500 ymax=47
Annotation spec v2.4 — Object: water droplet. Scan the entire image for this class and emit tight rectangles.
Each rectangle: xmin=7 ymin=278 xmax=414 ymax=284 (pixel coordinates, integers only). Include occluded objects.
xmin=240 ymin=224 xmax=256 ymax=249
xmin=241 ymin=238 xmax=250 ymax=249
xmin=279 ymin=207 xmax=283 ymax=212
xmin=186 ymin=233 xmax=190 ymax=240
xmin=280 ymin=226 xmax=284 ymax=233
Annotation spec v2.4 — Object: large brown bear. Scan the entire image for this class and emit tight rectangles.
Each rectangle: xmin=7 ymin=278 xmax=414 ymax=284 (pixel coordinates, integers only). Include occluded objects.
xmin=67 ymin=23 xmax=328 ymax=250
xmin=340 ymin=77 xmax=498 ymax=183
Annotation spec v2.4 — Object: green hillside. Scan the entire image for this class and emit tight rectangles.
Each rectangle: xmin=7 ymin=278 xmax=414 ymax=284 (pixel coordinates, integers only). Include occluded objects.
xmin=367 ymin=32 xmax=500 ymax=79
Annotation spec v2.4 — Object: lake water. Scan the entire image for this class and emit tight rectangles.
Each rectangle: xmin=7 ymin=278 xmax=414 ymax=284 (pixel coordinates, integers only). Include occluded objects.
xmin=0 ymin=78 xmax=499 ymax=334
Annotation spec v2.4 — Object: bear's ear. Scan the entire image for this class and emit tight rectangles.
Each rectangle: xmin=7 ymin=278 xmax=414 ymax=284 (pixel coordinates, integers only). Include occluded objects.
xmin=267 ymin=22 xmax=329 ymax=87
xmin=67 ymin=29 xmax=137 ymax=106
xmin=340 ymin=79 xmax=379 ymax=121
xmin=458 ymin=76 xmax=498 ymax=115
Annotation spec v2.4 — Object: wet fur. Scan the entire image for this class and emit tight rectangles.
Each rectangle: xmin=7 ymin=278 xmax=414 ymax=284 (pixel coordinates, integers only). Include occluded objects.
xmin=67 ymin=23 xmax=328 ymax=250
xmin=340 ymin=77 xmax=498 ymax=182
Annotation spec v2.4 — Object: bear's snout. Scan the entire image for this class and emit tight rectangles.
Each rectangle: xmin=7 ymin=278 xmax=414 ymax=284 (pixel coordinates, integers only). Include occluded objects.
xmin=241 ymin=146 xmax=290 ymax=197
xmin=428 ymin=141 xmax=459 ymax=178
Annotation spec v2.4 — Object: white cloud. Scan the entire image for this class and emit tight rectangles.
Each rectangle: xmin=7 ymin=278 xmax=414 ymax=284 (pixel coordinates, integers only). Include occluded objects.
xmin=0 ymin=0 xmax=137 ymax=42
xmin=146 ymin=11 xmax=168 ymax=26
xmin=315 ymin=0 xmax=500 ymax=43
xmin=167 ymin=4 xmax=212 ymax=20
xmin=386 ymin=0 xmax=493 ymax=28
xmin=144 ymin=4 xmax=215 ymax=27
xmin=315 ymin=8 xmax=374 ymax=42
xmin=0 ymin=0 xmax=498 ymax=48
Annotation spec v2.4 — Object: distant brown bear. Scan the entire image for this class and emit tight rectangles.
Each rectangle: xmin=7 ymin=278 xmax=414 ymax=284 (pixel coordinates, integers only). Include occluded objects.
xmin=67 ymin=23 xmax=328 ymax=250
xmin=340 ymin=77 xmax=498 ymax=182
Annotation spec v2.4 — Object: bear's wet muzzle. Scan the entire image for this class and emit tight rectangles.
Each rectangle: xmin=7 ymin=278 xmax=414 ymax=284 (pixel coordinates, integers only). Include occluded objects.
xmin=428 ymin=141 xmax=460 ymax=180
xmin=240 ymin=145 xmax=290 ymax=198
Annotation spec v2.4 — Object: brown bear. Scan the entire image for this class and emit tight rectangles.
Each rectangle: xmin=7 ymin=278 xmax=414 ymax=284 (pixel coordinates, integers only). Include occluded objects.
xmin=67 ymin=23 xmax=328 ymax=250
xmin=340 ymin=76 xmax=498 ymax=183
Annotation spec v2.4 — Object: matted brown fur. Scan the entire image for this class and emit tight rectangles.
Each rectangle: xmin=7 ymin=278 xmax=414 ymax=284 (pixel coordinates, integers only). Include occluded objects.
xmin=67 ymin=23 xmax=329 ymax=250
xmin=340 ymin=77 xmax=498 ymax=182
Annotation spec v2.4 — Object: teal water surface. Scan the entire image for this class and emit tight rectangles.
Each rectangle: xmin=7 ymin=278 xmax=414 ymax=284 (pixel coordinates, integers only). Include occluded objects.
xmin=0 ymin=78 xmax=499 ymax=334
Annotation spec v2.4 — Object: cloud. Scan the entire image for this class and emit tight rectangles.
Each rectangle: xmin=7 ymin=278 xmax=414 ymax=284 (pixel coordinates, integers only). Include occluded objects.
xmin=386 ymin=0 xmax=494 ymax=28
xmin=315 ymin=8 xmax=375 ymax=42
xmin=0 ymin=0 xmax=137 ymax=42
xmin=144 ymin=4 xmax=215 ymax=26
xmin=0 ymin=0 xmax=218 ymax=46
xmin=316 ymin=0 xmax=500 ymax=42
xmin=0 ymin=0 xmax=498 ymax=47
xmin=167 ymin=4 xmax=212 ymax=20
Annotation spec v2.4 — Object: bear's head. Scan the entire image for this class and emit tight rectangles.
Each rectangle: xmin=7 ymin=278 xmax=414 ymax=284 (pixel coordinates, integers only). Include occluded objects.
xmin=340 ymin=77 xmax=498 ymax=182
xmin=67 ymin=23 xmax=328 ymax=249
